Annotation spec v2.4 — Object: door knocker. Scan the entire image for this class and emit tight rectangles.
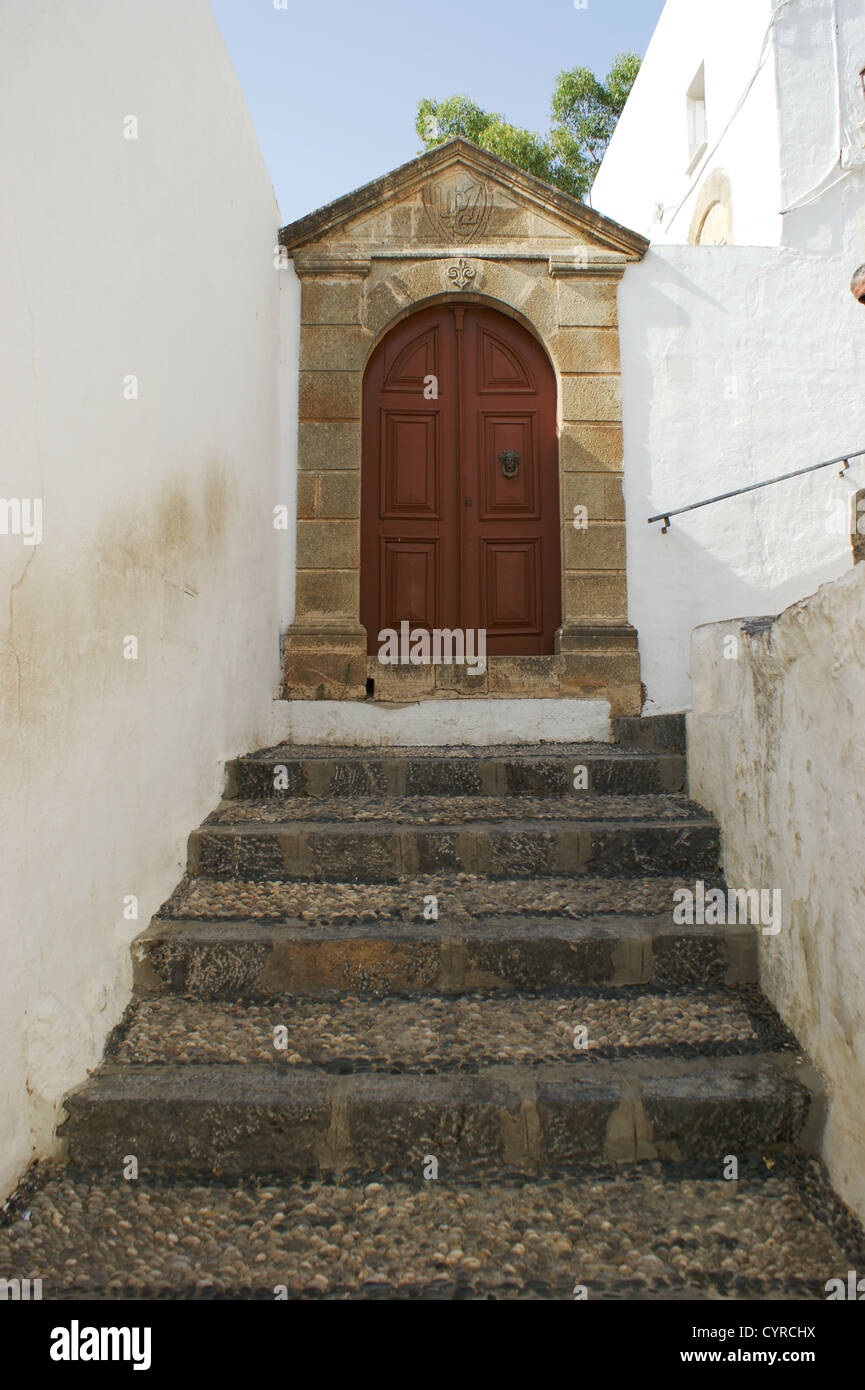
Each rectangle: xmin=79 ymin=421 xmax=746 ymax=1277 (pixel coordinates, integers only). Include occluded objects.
xmin=499 ymin=450 xmax=520 ymax=478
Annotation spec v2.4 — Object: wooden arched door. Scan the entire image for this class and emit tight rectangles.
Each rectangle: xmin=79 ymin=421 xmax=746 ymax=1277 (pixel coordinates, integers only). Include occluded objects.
xmin=361 ymin=302 xmax=561 ymax=655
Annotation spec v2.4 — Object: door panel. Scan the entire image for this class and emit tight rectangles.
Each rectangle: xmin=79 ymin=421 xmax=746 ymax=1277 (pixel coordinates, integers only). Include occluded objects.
xmin=477 ymin=325 xmax=535 ymax=392
xmin=380 ymin=413 xmax=439 ymax=517
xmin=380 ymin=540 xmax=438 ymax=631
xmin=361 ymin=302 xmax=560 ymax=655
xmin=479 ymin=415 xmax=537 ymax=517
xmin=483 ymin=541 xmax=542 ymax=635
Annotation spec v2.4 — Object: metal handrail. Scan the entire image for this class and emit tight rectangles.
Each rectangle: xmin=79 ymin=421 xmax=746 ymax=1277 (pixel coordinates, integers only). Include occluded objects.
xmin=648 ymin=448 xmax=865 ymax=533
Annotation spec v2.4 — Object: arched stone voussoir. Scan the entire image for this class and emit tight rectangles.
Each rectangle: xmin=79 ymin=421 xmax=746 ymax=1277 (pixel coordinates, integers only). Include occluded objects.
xmin=362 ymin=258 xmax=558 ymax=358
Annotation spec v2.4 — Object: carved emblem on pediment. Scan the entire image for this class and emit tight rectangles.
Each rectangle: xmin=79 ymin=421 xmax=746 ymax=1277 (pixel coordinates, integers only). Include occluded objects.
xmin=423 ymin=175 xmax=492 ymax=243
xmin=446 ymin=257 xmax=475 ymax=290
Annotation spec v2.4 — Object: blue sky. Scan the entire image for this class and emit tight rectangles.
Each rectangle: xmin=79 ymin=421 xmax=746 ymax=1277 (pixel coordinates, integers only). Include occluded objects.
xmin=209 ymin=0 xmax=666 ymax=223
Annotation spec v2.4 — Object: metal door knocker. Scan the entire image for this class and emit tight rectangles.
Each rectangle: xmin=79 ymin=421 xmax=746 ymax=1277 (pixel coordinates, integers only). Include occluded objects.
xmin=499 ymin=450 xmax=520 ymax=478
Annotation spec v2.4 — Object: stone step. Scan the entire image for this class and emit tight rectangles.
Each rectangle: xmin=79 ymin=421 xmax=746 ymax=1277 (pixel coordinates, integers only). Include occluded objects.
xmin=188 ymin=796 xmax=720 ymax=881
xmin=60 ymin=1052 xmax=820 ymax=1177
xmin=3 ymin=1160 xmax=860 ymax=1300
xmin=159 ymin=871 xmax=709 ymax=923
xmin=110 ymin=989 xmax=793 ymax=1067
xmin=134 ymin=916 xmax=758 ymax=997
xmin=612 ymin=714 xmax=687 ymax=756
xmin=228 ymin=742 xmax=685 ymax=799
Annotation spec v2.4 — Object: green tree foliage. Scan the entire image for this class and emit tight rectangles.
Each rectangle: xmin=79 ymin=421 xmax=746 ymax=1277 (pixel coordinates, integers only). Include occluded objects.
xmin=416 ymin=54 xmax=640 ymax=202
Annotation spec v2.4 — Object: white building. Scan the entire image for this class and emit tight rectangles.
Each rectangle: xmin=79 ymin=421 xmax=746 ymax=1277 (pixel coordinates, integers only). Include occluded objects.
xmin=594 ymin=0 xmax=865 ymax=711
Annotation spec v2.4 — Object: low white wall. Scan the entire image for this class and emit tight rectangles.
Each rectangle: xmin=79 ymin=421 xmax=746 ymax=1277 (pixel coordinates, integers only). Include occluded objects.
xmin=618 ymin=242 xmax=865 ymax=712
xmin=688 ymin=563 xmax=865 ymax=1222
xmin=268 ymin=698 xmax=611 ymax=747
xmin=0 ymin=1 xmax=288 ymax=1197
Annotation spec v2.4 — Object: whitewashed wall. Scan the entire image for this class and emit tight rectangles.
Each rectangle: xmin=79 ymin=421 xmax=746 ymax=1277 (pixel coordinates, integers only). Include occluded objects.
xmin=0 ymin=1 xmax=288 ymax=1198
xmin=774 ymin=0 xmax=865 ymax=254
xmin=592 ymin=0 xmax=782 ymax=246
xmin=595 ymin=0 xmax=865 ymax=711
xmin=618 ymin=242 xmax=865 ymax=712
xmin=688 ymin=564 xmax=865 ymax=1223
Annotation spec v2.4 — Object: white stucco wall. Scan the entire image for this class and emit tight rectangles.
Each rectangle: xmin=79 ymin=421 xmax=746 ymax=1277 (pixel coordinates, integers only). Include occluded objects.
xmin=0 ymin=1 xmax=289 ymax=1198
xmin=594 ymin=0 xmax=865 ymax=250
xmin=618 ymin=242 xmax=865 ymax=713
xmin=598 ymin=0 xmax=865 ymax=716
xmin=592 ymin=0 xmax=782 ymax=246
xmin=775 ymin=0 xmax=865 ymax=254
xmin=688 ymin=563 xmax=865 ymax=1223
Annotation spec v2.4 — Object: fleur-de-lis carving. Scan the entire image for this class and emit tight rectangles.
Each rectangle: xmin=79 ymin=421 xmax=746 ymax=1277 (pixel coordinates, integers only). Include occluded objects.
xmin=447 ymin=258 xmax=475 ymax=290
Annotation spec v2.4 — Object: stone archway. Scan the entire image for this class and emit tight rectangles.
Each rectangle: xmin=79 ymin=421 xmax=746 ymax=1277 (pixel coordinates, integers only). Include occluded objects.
xmin=688 ymin=169 xmax=734 ymax=246
xmin=279 ymin=138 xmax=648 ymax=713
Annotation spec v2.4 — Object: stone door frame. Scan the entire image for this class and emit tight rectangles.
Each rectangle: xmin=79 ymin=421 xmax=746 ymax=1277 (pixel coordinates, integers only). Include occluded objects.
xmin=280 ymin=141 xmax=648 ymax=713
xmin=360 ymin=296 xmax=562 ymax=658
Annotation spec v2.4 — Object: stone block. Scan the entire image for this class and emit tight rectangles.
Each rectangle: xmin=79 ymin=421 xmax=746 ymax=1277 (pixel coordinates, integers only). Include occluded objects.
xmin=561 ymin=423 xmax=623 ymax=473
xmin=514 ymin=279 xmax=558 ymax=340
xmin=294 ymin=569 xmax=359 ymax=620
xmin=298 ymin=421 xmax=361 ymax=472
xmin=282 ymin=622 xmax=368 ymax=699
xmin=301 ymin=277 xmax=363 ymax=325
xmin=297 ymin=473 xmax=318 ymax=519
xmin=300 ymin=324 xmax=373 ymax=372
xmin=368 ymin=662 xmax=436 ymax=702
xmin=562 ymin=374 xmax=622 ymax=423
xmin=296 ymin=520 xmax=359 ymax=570
xmin=564 ymin=572 xmax=629 ymax=621
xmin=563 ymin=473 xmax=607 ymax=521
xmin=549 ymin=327 xmax=621 ymax=374
xmin=435 ymin=662 xmax=489 ymax=695
xmin=318 ymin=471 xmax=361 ymax=518
xmin=605 ymin=476 xmax=626 ymax=520
xmin=565 ymin=523 xmax=626 ymax=570
xmin=486 ymin=656 xmax=560 ymax=696
xmin=556 ymin=278 xmax=619 ymax=328
xmin=363 ymin=278 xmax=412 ymax=337
xmin=299 ymin=371 xmax=361 ymax=421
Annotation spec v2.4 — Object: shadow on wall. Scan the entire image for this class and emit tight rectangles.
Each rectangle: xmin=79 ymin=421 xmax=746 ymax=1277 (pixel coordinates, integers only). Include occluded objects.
xmin=619 ymin=247 xmax=862 ymax=712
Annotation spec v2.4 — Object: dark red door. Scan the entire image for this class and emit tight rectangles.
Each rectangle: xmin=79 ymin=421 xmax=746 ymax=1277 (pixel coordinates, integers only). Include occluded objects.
xmin=361 ymin=302 xmax=560 ymax=655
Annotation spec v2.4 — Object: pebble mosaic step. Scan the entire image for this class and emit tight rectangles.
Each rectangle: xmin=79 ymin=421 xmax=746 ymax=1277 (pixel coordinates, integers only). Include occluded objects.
xmin=208 ymin=792 xmax=705 ymax=824
xmin=159 ymin=871 xmax=701 ymax=922
xmin=227 ymin=743 xmax=685 ymax=799
xmin=110 ymin=989 xmax=794 ymax=1067
xmin=3 ymin=1161 xmax=860 ymax=1300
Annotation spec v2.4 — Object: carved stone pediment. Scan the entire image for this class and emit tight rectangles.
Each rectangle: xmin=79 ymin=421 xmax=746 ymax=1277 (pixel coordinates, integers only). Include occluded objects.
xmin=279 ymin=137 xmax=648 ymax=262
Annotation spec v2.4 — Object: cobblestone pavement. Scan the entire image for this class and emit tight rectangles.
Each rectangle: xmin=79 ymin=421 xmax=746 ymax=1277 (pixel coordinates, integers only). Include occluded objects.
xmin=162 ymin=873 xmax=694 ymax=922
xmin=112 ymin=989 xmax=779 ymax=1068
xmin=206 ymin=794 xmax=707 ymax=825
xmin=1 ymin=1161 xmax=861 ymax=1300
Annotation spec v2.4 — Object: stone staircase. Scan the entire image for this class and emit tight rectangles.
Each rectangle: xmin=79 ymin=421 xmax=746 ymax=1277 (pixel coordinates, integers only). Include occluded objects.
xmin=9 ymin=732 xmax=861 ymax=1298
xmin=59 ymin=737 xmax=821 ymax=1181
